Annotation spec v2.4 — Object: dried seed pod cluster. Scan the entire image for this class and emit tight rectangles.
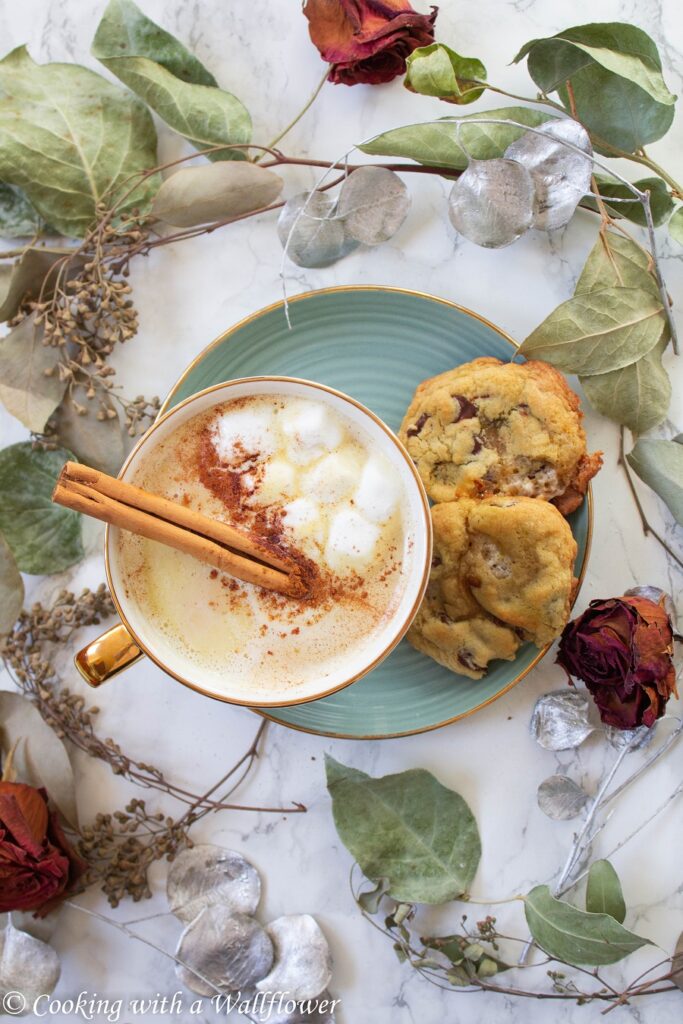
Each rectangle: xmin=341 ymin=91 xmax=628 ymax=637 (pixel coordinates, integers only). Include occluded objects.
xmin=169 ymin=844 xmax=336 ymax=1022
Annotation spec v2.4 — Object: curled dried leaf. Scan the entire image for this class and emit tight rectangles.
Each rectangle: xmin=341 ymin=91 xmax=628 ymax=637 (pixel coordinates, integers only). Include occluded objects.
xmin=167 ymin=844 xmax=261 ymax=923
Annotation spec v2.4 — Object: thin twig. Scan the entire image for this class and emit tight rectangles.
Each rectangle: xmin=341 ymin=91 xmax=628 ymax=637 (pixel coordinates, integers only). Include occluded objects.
xmin=619 ymin=426 xmax=683 ymax=571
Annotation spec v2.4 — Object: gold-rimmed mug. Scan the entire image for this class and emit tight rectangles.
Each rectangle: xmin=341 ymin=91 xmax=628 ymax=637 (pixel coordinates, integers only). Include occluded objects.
xmin=75 ymin=376 xmax=433 ymax=708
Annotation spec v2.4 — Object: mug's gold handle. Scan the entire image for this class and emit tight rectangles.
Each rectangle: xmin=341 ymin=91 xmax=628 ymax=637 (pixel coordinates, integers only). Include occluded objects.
xmin=75 ymin=623 xmax=144 ymax=687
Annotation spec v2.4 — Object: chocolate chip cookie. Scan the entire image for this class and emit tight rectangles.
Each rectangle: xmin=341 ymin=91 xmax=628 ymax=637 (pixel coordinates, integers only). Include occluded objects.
xmin=399 ymin=357 xmax=601 ymax=513
xmin=407 ymin=496 xmax=578 ymax=679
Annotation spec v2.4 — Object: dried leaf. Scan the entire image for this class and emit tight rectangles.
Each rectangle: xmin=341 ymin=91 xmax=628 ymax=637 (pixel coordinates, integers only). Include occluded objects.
xmin=0 ymin=920 xmax=60 ymax=1009
xmin=520 ymin=287 xmax=665 ymax=375
xmin=357 ymin=878 xmax=389 ymax=915
xmin=175 ymin=907 xmax=273 ymax=996
xmin=585 ymin=176 xmax=672 ymax=227
xmin=278 ymin=193 xmax=357 ymax=268
xmin=337 ymin=167 xmax=410 ymax=245
xmin=93 ymin=0 xmax=251 ymax=162
xmin=537 ymin=775 xmax=589 ymax=820
xmin=0 ymin=185 xmax=44 ymax=239
xmin=167 ymin=845 xmax=261 ymax=924
xmin=0 ymin=315 xmax=65 ymax=432
xmin=524 ymin=885 xmax=650 ymax=966
xmin=575 ymin=232 xmax=660 ymax=300
xmin=448 ymin=158 xmax=534 ymax=248
xmin=669 ymin=207 xmax=683 ymax=245
xmin=530 ymin=691 xmax=595 ymax=751
xmin=627 ymin=438 xmax=683 ymax=526
xmin=0 ymin=247 xmax=83 ymax=324
xmin=0 ymin=443 xmax=83 ymax=574
xmin=404 ymin=43 xmax=487 ymax=105
xmin=0 ymin=47 xmax=158 ymax=236
xmin=0 ymin=532 xmax=23 ymax=635
xmin=0 ymin=691 xmax=78 ymax=828
xmin=152 ymin=163 xmax=283 ymax=228
xmin=586 ymin=860 xmax=626 ymax=923
xmin=579 ymin=334 xmax=671 ymax=436
xmin=256 ymin=915 xmax=332 ymax=1002
xmin=50 ymin=389 xmax=126 ymax=476
xmin=505 ymin=119 xmax=592 ymax=230
xmin=325 ymin=756 xmax=481 ymax=904
xmin=360 ymin=107 xmax=556 ymax=171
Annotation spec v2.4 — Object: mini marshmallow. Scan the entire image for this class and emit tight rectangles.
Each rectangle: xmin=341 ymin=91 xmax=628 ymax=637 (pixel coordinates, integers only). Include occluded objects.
xmin=246 ymin=459 xmax=298 ymax=507
xmin=282 ymin=497 xmax=325 ymax=548
xmin=212 ymin=407 xmax=276 ymax=466
xmin=325 ymin=507 xmax=380 ymax=570
xmin=302 ymin=446 xmax=363 ymax=504
xmin=281 ymin=400 xmax=345 ymax=465
xmin=354 ymin=453 xmax=403 ymax=523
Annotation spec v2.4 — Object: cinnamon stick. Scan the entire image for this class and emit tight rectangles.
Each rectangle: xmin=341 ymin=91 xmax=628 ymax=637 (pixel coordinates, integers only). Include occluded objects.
xmin=53 ymin=463 xmax=306 ymax=598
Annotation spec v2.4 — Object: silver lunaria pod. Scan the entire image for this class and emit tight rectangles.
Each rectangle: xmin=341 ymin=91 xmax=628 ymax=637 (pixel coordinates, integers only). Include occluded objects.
xmin=337 ymin=166 xmax=410 ymax=246
xmin=0 ymin=921 xmax=61 ymax=1007
xmin=248 ymin=989 xmax=337 ymax=1024
xmin=256 ymin=914 xmax=333 ymax=1002
xmin=167 ymin=844 xmax=261 ymax=923
xmin=277 ymin=192 xmax=358 ymax=268
xmin=448 ymin=157 xmax=535 ymax=248
xmin=505 ymin=119 xmax=593 ymax=231
xmin=537 ymin=774 xmax=589 ymax=820
xmin=175 ymin=907 xmax=274 ymax=996
xmin=604 ymin=724 xmax=655 ymax=751
xmin=530 ymin=690 xmax=596 ymax=750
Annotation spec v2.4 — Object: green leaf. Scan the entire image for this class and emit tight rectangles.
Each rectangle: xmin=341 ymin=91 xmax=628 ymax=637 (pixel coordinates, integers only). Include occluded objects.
xmin=92 ymin=0 xmax=251 ymax=162
xmin=0 ymin=46 xmax=159 ymax=237
xmin=50 ymin=388 xmax=126 ymax=476
xmin=0 ymin=443 xmax=83 ymax=574
xmin=0 ymin=532 xmax=23 ymax=634
xmin=514 ymin=24 xmax=675 ymax=152
xmin=669 ymin=206 xmax=683 ymax=245
xmin=583 ymin=177 xmax=673 ymax=226
xmin=360 ymin=107 xmax=556 ymax=170
xmin=0 ymin=316 xmax=66 ymax=432
xmin=325 ymin=755 xmax=481 ymax=904
xmin=0 ymin=184 xmax=44 ymax=238
xmin=524 ymin=885 xmax=650 ymax=966
xmin=627 ymin=439 xmax=683 ymax=525
xmin=0 ymin=246 xmax=84 ymax=323
xmin=404 ymin=44 xmax=487 ymax=105
xmin=151 ymin=162 xmax=283 ymax=228
xmin=520 ymin=287 xmax=665 ymax=375
xmin=580 ymin=334 xmax=671 ymax=435
xmin=575 ymin=232 xmax=660 ymax=299
xmin=0 ymin=691 xmax=78 ymax=826
xmin=586 ymin=860 xmax=626 ymax=923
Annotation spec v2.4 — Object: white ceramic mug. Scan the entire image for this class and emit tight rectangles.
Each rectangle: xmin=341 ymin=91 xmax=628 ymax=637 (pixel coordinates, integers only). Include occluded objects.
xmin=75 ymin=377 xmax=432 ymax=708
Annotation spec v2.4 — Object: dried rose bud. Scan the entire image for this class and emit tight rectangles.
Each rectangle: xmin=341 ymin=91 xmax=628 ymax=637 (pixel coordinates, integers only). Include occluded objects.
xmin=303 ymin=0 xmax=438 ymax=86
xmin=556 ymin=595 xmax=678 ymax=730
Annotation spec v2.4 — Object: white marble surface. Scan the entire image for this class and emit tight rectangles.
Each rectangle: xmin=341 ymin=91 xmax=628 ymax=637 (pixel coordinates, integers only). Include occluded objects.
xmin=1 ymin=0 xmax=682 ymax=1021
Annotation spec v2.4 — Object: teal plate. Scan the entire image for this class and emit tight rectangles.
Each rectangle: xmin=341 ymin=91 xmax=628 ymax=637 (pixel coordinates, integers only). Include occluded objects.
xmin=162 ymin=286 xmax=591 ymax=739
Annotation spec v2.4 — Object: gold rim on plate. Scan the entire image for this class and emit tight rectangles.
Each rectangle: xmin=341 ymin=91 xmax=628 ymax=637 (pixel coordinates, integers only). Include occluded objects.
xmin=158 ymin=284 xmax=594 ymax=740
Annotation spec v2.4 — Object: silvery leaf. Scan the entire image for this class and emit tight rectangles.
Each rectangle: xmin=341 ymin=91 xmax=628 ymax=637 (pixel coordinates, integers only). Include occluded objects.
xmin=337 ymin=167 xmax=410 ymax=245
xmin=256 ymin=915 xmax=332 ymax=1002
xmin=505 ymin=119 xmax=592 ymax=231
xmin=624 ymin=585 xmax=677 ymax=626
xmin=167 ymin=844 xmax=261 ymax=923
xmin=604 ymin=724 xmax=654 ymax=751
xmin=175 ymin=907 xmax=273 ymax=996
xmin=537 ymin=774 xmax=589 ymax=820
xmin=0 ymin=921 xmax=60 ymax=1012
xmin=530 ymin=690 xmax=595 ymax=750
xmin=277 ymin=192 xmax=358 ymax=268
xmin=249 ymin=990 xmax=337 ymax=1024
xmin=448 ymin=158 xmax=534 ymax=248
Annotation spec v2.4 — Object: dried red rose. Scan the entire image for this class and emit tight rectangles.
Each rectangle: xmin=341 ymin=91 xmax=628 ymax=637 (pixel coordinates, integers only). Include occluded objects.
xmin=556 ymin=595 xmax=678 ymax=730
xmin=0 ymin=782 xmax=86 ymax=915
xmin=303 ymin=0 xmax=438 ymax=86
